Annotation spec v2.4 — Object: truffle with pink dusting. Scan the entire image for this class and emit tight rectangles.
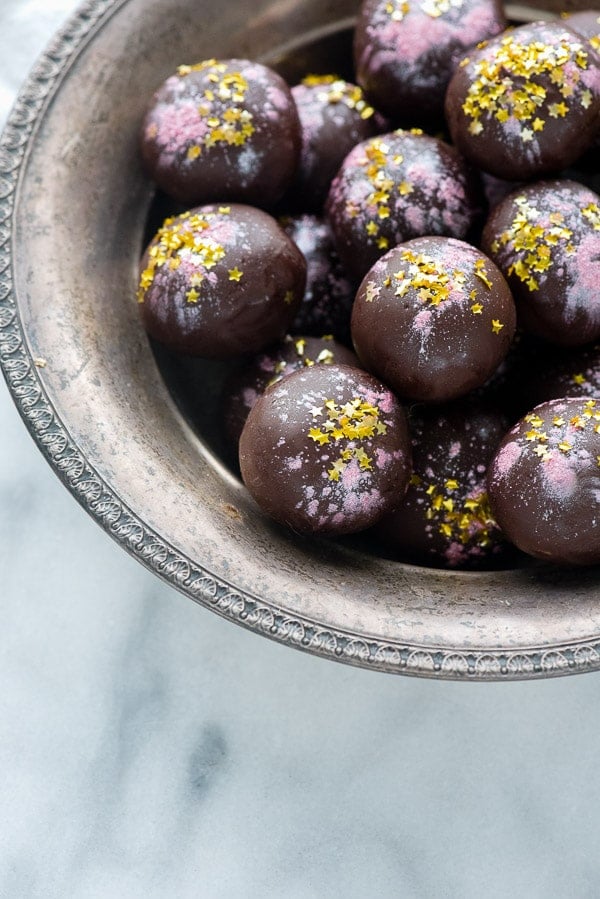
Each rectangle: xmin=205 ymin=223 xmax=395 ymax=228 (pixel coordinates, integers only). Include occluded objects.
xmin=351 ymin=236 xmax=516 ymax=402
xmin=445 ymin=22 xmax=600 ymax=181
xmin=137 ymin=204 xmax=305 ymax=357
xmin=239 ymin=363 xmax=412 ymax=535
xmin=288 ymin=75 xmax=378 ymax=212
xmin=487 ymin=397 xmax=600 ymax=566
xmin=354 ymin=0 xmax=505 ymax=125
xmin=280 ymin=214 xmax=356 ymax=344
xmin=372 ymin=402 xmax=510 ymax=568
xmin=141 ymin=58 xmax=301 ymax=207
xmin=326 ymin=129 xmax=482 ymax=280
xmin=222 ymin=334 xmax=359 ymax=445
xmin=481 ymin=180 xmax=600 ymax=346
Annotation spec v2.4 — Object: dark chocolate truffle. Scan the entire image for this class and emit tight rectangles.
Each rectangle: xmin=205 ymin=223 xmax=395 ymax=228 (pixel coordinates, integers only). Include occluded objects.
xmin=223 ymin=335 xmax=359 ymax=445
xmin=326 ymin=129 xmax=482 ymax=280
xmin=508 ymin=341 xmax=600 ymax=412
xmin=373 ymin=402 xmax=509 ymax=567
xmin=555 ymin=12 xmax=600 ymax=165
xmin=488 ymin=397 xmax=600 ymax=565
xmin=351 ymin=236 xmax=516 ymax=402
xmin=481 ymin=180 xmax=600 ymax=346
xmin=280 ymin=214 xmax=356 ymax=344
xmin=289 ymin=75 xmax=378 ymax=212
xmin=445 ymin=22 xmax=600 ymax=180
xmin=354 ymin=0 xmax=505 ymax=125
xmin=564 ymin=10 xmax=600 ymax=51
xmin=138 ymin=204 xmax=306 ymax=357
xmin=239 ymin=363 xmax=412 ymax=535
xmin=141 ymin=59 xmax=301 ymax=207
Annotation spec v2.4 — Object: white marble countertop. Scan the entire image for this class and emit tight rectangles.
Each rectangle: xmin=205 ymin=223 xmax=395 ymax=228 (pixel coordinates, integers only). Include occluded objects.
xmin=1 ymin=2 xmax=600 ymax=897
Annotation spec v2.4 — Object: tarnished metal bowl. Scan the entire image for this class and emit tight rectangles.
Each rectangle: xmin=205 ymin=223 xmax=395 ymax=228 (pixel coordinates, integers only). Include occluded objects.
xmin=1 ymin=0 xmax=598 ymax=680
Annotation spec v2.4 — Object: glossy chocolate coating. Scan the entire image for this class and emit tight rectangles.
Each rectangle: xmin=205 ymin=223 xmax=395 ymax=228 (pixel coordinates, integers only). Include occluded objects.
xmin=280 ymin=214 xmax=356 ymax=344
xmin=223 ymin=335 xmax=359 ymax=445
xmin=138 ymin=204 xmax=306 ymax=357
xmin=326 ymin=129 xmax=482 ymax=280
xmin=289 ymin=76 xmax=378 ymax=212
xmin=239 ymin=363 xmax=412 ymax=535
xmin=141 ymin=58 xmax=301 ymax=207
xmin=354 ymin=0 xmax=505 ymax=125
xmin=488 ymin=397 xmax=600 ymax=566
xmin=351 ymin=236 xmax=516 ymax=402
xmin=481 ymin=180 xmax=600 ymax=346
xmin=445 ymin=22 xmax=600 ymax=180
xmin=373 ymin=402 xmax=509 ymax=568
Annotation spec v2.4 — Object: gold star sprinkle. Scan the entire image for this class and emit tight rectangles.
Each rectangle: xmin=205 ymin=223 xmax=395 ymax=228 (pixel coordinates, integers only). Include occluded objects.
xmin=187 ymin=145 xmax=201 ymax=160
xmin=228 ymin=267 xmax=243 ymax=282
xmin=491 ymin=319 xmax=504 ymax=334
xmin=308 ymin=428 xmax=329 ymax=446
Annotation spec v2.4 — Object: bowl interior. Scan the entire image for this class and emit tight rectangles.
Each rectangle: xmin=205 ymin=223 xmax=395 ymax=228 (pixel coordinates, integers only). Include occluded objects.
xmin=6 ymin=0 xmax=600 ymax=677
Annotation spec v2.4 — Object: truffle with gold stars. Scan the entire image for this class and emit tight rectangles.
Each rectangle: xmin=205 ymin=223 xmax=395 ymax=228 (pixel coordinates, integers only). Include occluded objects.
xmin=141 ymin=58 xmax=301 ymax=207
xmin=351 ymin=236 xmax=516 ymax=402
xmin=325 ymin=129 xmax=482 ymax=280
xmin=222 ymin=334 xmax=359 ymax=446
xmin=137 ymin=204 xmax=306 ymax=357
xmin=354 ymin=0 xmax=505 ymax=125
xmin=371 ymin=401 xmax=511 ymax=568
xmin=487 ymin=397 xmax=600 ymax=566
xmin=481 ymin=180 xmax=600 ymax=346
xmin=238 ymin=363 xmax=411 ymax=535
xmin=287 ymin=75 xmax=379 ymax=213
xmin=445 ymin=21 xmax=600 ymax=181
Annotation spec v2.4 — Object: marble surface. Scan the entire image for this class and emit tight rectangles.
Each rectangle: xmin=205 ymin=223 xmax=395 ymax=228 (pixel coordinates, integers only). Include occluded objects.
xmin=1 ymin=2 xmax=600 ymax=897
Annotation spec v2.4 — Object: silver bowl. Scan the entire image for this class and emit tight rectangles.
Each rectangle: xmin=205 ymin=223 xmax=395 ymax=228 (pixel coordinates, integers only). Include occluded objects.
xmin=1 ymin=0 xmax=598 ymax=681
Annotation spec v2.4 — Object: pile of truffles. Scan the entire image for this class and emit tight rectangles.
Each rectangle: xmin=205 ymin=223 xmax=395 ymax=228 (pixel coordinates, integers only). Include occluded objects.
xmin=136 ymin=4 xmax=600 ymax=569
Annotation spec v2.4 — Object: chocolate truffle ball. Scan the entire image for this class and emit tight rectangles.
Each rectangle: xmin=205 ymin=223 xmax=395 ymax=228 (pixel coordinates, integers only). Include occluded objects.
xmin=488 ymin=397 xmax=600 ymax=565
xmin=510 ymin=341 xmax=600 ymax=411
xmin=280 ymin=214 xmax=356 ymax=344
xmin=564 ymin=10 xmax=600 ymax=51
xmin=239 ymin=364 xmax=412 ymax=535
xmin=326 ymin=129 xmax=482 ymax=280
xmin=351 ymin=237 xmax=516 ymax=402
xmin=373 ymin=402 xmax=509 ymax=567
xmin=354 ymin=0 xmax=505 ymax=125
xmin=289 ymin=75 xmax=378 ymax=212
xmin=560 ymin=11 xmax=600 ymax=163
xmin=138 ymin=204 xmax=306 ymax=357
xmin=223 ymin=334 xmax=359 ymax=445
xmin=445 ymin=22 xmax=600 ymax=180
xmin=481 ymin=180 xmax=600 ymax=346
xmin=141 ymin=58 xmax=301 ymax=207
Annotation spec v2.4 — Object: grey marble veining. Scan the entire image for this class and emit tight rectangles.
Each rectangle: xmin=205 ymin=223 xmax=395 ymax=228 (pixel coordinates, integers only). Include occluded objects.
xmin=2 ymin=2 xmax=600 ymax=897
